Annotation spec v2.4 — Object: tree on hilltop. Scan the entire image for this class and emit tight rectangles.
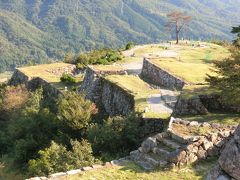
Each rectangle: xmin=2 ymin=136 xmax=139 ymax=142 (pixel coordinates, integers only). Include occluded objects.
xmin=232 ymin=25 xmax=240 ymax=47
xmin=165 ymin=11 xmax=192 ymax=44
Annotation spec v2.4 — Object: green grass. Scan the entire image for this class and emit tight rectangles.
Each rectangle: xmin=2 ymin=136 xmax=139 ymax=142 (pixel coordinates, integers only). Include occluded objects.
xmin=18 ymin=63 xmax=73 ymax=83
xmin=143 ymin=112 xmax=171 ymax=119
xmin=0 ymin=71 xmax=13 ymax=83
xmin=91 ymin=65 xmax=124 ymax=72
xmin=105 ymin=75 xmax=160 ymax=113
xmin=66 ymin=158 xmax=217 ymax=180
xmin=178 ymin=112 xmax=240 ymax=125
xmin=148 ymin=42 xmax=230 ymax=84
xmin=180 ymin=85 xmax=220 ymax=99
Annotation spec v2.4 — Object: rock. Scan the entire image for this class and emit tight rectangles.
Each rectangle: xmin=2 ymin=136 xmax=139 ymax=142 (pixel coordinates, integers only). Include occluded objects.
xmin=203 ymin=140 xmax=214 ymax=150
xmin=189 ymin=121 xmax=199 ymax=126
xmin=207 ymin=146 xmax=219 ymax=156
xmin=218 ymin=138 xmax=240 ymax=180
xmin=192 ymin=146 xmax=198 ymax=154
xmin=92 ymin=164 xmax=103 ymax=169
xmin=202 ymin=122 xmax=211 ymax=128
xmin=82 ymin=166 xmax=93 ymax=171
xmin=169 ymin=150 xmax=186 ymax=163
xmin=208 ymin=125 xmax=240 ymax=180
xmin=187 ymin=153 xmax=198 ymax=163
xmin=217 ymin=175 xmax=231 ymax=180
xmin=207 ymin=165 xmax=223 ymax=180
xmin=197 ymin=146 xmax=207 ymax=159
xmin=141 ymin=137 xmax=157 ymax=153
xmin=111 ymin=160 xmax=121 ymax=166
xmin=49 ymin=172 xmax=66 ymax=178
xmin=66 ymin=169 xmax=82 ymax=175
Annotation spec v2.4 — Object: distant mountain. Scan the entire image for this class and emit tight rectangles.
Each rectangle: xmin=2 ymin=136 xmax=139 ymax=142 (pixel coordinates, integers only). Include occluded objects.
xmin=0 ymin=0 xmax=240 ymax=72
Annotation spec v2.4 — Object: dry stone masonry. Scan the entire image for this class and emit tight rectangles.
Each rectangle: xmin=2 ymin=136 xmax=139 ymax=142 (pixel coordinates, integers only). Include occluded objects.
xmin=207 ymin=125 xmax=240 ymax=180
xmin=141 ymin=58 xmax=186 ymax=90
xmin=130 ymin=117 xmax=236 ymax=170
xmin=80 ymin=66 xmax=135 ymax=116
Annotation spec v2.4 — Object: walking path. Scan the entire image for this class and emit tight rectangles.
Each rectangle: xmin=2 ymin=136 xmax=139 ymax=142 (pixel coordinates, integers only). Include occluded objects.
xmin=121 ymin=44 xmax=181 ymax=115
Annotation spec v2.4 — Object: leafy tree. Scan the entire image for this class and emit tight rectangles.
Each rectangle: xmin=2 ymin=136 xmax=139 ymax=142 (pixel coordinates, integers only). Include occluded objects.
xmin=88 ymin=114 xmax=143 ymax=158
xmin=165 ymin=11 xmax=192 ymax=44
xmin=207 ymin=46 xmax=240 ymax=105
xmin=57 ymin=92 xmax=98 ymax=131
xmin=0 ymin=85 xmax=29 ymax=120
xmin=232 ymin=25 xmax=240 ymax=47
xmin=28 ymin=139 xmax=98 ymax=176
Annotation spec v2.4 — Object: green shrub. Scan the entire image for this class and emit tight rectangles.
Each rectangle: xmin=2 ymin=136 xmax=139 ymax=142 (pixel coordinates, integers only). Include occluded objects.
xmin=125 ymin=42 xmax=135 ymax=50
xmin=28 ymin=139 xmax=98 ymax=176
xmin=75 ymin=48 xmax=122 ymax=69
xmin=57 ymin=92 xmax=98 ymax=131
xmin=60 ymin=73 xmax=76 ymax=84
xmin=87 ymin=114 xmax=143 ymax=158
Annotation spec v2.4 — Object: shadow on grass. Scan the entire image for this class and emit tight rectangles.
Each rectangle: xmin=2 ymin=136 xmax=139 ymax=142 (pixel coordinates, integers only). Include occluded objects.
xmin=178 ymin=111 xmax=240 ymax=125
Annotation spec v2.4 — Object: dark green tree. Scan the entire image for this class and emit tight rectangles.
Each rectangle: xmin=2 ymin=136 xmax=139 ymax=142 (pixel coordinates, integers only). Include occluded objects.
xmin=207 ymin=46 xmax=240 ymax=105
xmin=57 ymin=92 xmax=98 ymax=131
xmin=232 ymin=25 xmax=240 ymax=47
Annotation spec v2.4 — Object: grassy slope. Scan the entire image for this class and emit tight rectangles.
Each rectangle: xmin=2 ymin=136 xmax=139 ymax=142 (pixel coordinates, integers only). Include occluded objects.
xmin=151 ymin=42 xmax=230 ymax=84
xmin=66 ymin=158 xmax=217 ymax=180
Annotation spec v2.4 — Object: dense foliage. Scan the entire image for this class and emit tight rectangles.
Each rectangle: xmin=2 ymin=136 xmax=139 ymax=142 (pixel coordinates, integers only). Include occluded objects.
xmin=28 ymin=140 xmax=98 ymax=176
xmin=72 ymin=48 xmax=122 ymax=69
xmin=0 ymin=87 xmax=98 ymax=177
xmin=0 ymin=84 xmax=145 ymax=177
xmin=88 ymin=114 xmax=144 ymax=159
xmin=60 ymin=73 xmax=77 ymax=84
xmin=0 ymin=0 xmax=239 ymax=72
xmin=207 ymin=26 xmax=240 ymax=105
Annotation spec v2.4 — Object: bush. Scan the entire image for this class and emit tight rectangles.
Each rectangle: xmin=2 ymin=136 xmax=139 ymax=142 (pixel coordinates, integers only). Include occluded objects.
xmin=0 ymin=85 xmax=29 ymax=121
xmin=87 ymin=114 xmax=143 ymax=158
xmin=28 ymin=139 xmax=98 ymax=176
xmin=60 ymin=73 xmax=76 ymax=84
xmin=57 ymin=92 xmax=98 ymax=131
xmin=75 ymin=48 xmax=122 ymax=69
xmin=125 ymin=42 xmax=135 ymax=50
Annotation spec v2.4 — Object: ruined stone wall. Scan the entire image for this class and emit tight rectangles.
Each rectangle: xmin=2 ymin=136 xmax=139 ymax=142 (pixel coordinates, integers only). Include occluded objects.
xmin=173 ymin=96 xmax=208 ymax=115
xmin=80 ymin=66 xmax=135 ymax=116
xmin=9 ymin=69 xmax=61 ymax=96
xmin=9 ymin=69 xmax=30 ymax=86
xmin=141 ymin=58 xmax=186 ymax=90
xmin=207 ymin=125 xmax=240 ymax=180
xmin=129 ymin=118 xmax=236 ymax=170
xmin=174 ymin=93 xmax=240 ymax=116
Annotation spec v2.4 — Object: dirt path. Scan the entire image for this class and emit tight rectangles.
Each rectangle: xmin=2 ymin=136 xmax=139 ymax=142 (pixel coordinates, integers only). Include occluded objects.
xmin=148 ymin=94 xmax=173 ymax=114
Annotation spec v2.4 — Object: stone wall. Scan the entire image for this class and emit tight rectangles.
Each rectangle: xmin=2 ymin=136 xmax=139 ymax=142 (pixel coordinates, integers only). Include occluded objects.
xmin=9 ymin=69 xmax=61 ymax=96
xmin=174 ymin=93 xmax=240 ymax=115
xmin=200 ymin=94 xmax=240 ymax=113
xmin=173 ymin=96 xmax=208 ymax=115
xmin=207 ymin=125 xmax=240 ymax=180
xmin=129 ymin=118 xmax=236 ymax=170
xmin=141 ymin=58 xmax=186 ymax=90
xmin=80 ymin=66 xmax=135 ymax=116
xmin=9 ymin=69 xmax=30 ymax=86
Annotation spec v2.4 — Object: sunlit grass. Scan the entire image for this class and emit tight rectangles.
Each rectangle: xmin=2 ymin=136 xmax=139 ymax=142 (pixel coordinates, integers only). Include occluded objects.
xmin=66 ymin=158 xmax=217 ymax=180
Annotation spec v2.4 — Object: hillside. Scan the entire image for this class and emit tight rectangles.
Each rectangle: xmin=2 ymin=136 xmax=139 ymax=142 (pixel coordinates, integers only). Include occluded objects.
xmin=0 ymin=0 xmax=240 ymax=72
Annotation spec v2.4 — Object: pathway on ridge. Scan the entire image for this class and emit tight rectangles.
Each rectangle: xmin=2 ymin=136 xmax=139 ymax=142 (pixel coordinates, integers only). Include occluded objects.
xmin=121 ymin=44 xmax=180 ymax=115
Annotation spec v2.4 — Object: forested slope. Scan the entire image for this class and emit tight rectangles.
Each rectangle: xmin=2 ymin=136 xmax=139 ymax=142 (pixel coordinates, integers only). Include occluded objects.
xmin=0 ymin=0 xmax=240 ymax=72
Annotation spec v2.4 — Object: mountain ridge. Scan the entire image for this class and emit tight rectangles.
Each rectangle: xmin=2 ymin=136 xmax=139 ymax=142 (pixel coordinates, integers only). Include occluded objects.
xmin=0 ymin=0 xmax=240 ymax=72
